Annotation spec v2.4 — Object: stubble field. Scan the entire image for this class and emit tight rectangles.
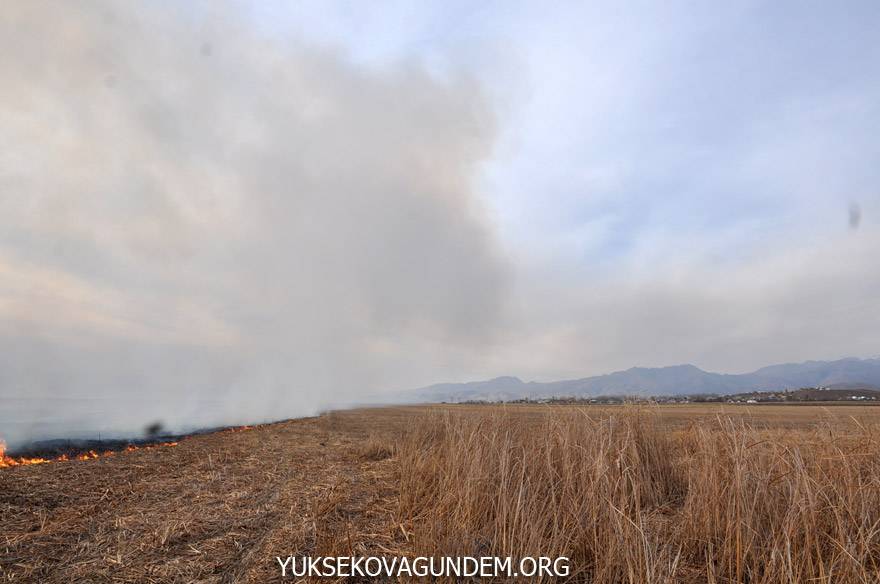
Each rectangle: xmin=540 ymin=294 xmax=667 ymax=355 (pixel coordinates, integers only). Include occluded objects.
xmin=2 ymin=403 xmax=880 ymax=583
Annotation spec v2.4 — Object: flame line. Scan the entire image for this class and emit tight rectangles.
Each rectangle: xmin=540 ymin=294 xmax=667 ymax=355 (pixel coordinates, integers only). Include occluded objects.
xmin=0 ymin=440 xmax=177 ymax=468
xmin=0 ymin=424 xmax=255 ymax=468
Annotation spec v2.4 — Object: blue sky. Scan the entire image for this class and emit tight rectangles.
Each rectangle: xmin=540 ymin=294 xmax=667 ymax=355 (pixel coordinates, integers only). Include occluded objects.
xmin=242 ymin=1 xmax=879 ymax=259
xmin=1 ymin=1 xmax=879 ymax=441
xmin=235 ymin=1 xmax=880 ymax=377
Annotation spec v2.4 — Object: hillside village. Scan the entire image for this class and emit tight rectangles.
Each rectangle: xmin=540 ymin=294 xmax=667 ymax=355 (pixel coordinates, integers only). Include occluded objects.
xmin=456 ymin=387 xmax=880 ymax=406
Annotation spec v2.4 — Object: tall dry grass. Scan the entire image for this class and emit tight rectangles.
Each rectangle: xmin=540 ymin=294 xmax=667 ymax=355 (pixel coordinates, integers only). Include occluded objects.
xmin=396 ymin=408 xmax=880 ymax=583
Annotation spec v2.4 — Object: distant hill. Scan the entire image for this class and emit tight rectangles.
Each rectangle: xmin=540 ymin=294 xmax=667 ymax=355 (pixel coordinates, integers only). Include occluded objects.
xmin=826 ymin=382 xmax=880 ymax=391
xmin=396 ymin=357 xmax=880 ymax=403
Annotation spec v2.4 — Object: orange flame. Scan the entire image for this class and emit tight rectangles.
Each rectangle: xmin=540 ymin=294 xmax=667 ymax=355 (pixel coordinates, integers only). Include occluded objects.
xmin=0 ymin=439 xmax=178 ymax=468
xmin=0 ymin=442 xmax=49 ymax=467
xmin=225 ymin=425 xmax=254 ymax=433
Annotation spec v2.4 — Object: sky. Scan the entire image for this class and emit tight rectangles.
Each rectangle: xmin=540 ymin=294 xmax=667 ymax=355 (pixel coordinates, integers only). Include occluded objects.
xmin=1 ymin=1 xmax=879 ymax=443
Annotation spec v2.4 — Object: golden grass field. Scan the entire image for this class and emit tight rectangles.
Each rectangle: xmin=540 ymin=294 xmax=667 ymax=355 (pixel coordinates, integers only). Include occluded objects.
xmin=2 ymin=403 xmax=880 ymax=583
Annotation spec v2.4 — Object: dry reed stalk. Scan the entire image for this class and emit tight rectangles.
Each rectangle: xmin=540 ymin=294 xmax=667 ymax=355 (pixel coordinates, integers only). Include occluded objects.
xmin=397 ymin=408 xmax=880 ymax=583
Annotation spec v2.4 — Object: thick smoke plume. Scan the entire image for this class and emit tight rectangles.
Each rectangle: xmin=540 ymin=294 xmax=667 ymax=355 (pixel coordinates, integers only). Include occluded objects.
xmin=0 ymin=2 xmax=508 ymax=447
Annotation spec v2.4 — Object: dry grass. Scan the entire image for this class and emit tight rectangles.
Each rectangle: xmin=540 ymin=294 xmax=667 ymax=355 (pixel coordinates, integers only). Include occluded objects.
xmin=2 ymin=404 xmax=880 ymax=582
xmin=0 ymin=416 xmax=403 ymax=583
xmin=396 ymin=407 xmax=880 ymax=583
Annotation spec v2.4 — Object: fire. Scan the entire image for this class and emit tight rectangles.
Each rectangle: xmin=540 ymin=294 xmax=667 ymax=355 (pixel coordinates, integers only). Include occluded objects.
xmin=0 ymin=440 xmax=178 ymax=469
xmin=125 ymin=441 xmax=178 ymax=452
xmin=226 ymin=425 xmax=254 ymax=433
xmin=0 ymin=442 xmax=49 ymax=467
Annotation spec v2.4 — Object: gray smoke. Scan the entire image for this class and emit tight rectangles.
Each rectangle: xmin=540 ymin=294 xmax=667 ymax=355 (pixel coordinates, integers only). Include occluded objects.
xmin=0 ymin=2 xmax=509 ymax=447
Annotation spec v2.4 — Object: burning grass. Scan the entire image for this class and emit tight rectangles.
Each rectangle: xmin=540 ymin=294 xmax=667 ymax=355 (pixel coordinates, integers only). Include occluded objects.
xmin=0 ymin=440 xmax=181 ymax=468
xmin=0 ymin=423 xmax=263 ymax=468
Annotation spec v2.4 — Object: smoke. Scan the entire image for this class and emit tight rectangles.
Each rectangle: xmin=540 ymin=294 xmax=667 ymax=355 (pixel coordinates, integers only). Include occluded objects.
xmin=0 ymin=2 xmax=509 ymax=446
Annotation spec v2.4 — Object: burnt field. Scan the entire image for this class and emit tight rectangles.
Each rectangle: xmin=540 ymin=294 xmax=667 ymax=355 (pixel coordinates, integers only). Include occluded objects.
xmin=3 ymin=404 xmax=880 ymax=583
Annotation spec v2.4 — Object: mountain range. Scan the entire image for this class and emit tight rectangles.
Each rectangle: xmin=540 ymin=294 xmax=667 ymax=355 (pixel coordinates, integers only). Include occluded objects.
xmin=398 ymin=357 xmax=880 ymax=403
